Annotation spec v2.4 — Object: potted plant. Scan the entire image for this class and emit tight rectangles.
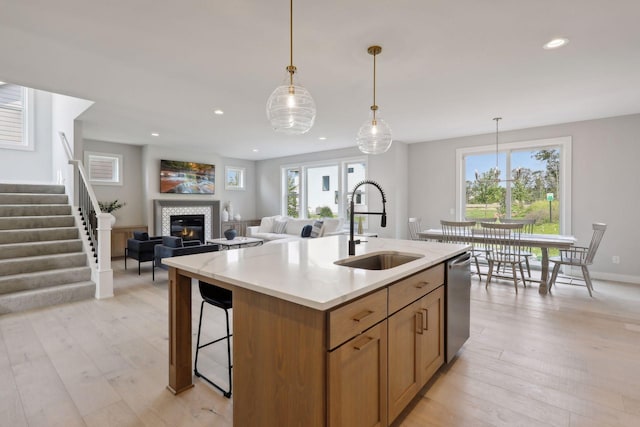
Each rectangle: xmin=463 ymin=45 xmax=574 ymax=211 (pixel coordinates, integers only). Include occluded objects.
xmin=98 ymin=200 xmax=125 ymax=225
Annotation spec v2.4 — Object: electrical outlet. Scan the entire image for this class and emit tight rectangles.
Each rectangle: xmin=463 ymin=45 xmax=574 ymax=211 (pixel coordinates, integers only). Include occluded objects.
xmin=612 ymin=255 xmax=620 ymax=264
xmin=449 ymin=208 xmax=455 ymax=216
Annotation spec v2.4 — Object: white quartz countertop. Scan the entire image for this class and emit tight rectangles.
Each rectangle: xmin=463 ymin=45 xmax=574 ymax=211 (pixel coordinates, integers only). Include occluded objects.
xmin=163 ymin=235 xmax=469 ymax=311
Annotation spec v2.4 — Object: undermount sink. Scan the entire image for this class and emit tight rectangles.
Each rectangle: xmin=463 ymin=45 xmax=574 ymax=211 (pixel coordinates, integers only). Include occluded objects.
xmin=334 ymin=251 xmax=424 ymax=270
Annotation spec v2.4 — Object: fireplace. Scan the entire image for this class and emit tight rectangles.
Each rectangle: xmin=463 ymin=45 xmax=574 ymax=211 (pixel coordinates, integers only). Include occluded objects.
xmin=170 ymin=214 xmax=205 ymax=243
xmin=154 ymin=200 xmax=221 ymax=241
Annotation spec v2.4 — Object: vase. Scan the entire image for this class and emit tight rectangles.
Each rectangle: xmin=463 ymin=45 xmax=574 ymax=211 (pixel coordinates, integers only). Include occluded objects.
xmin=222 ymin=208 xmax=229 ymax=222
xmin=234 ymin=213 xmax=241 ymax=221
xmin=224 ymin=228 xmax=237 ymax=240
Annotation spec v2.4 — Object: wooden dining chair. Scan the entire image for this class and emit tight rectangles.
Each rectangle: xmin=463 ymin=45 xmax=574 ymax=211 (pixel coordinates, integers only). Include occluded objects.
xmin=408 ymin=217 xmax=422 ymax=240
xmin=481 ymin=222 xmax=527 ymax=293
xmin=500 ymin=218 xmax=536 ymax=277
xmin=549 ymin=223 xmax=607 ymax=297
xmin=440 ymin=220 xmax=483 ymax=279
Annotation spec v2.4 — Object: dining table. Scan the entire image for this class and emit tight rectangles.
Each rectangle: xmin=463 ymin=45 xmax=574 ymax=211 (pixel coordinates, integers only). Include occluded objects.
xmin=418 ymin=228 xmax=577 ymax=294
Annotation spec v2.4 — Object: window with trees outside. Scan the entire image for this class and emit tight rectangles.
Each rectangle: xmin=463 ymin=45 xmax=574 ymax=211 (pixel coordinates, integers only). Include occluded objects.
xmin=457 ymin=137 xmax=572 ymax=261
xmin=282 ymin=158 xmax=367 ymax=223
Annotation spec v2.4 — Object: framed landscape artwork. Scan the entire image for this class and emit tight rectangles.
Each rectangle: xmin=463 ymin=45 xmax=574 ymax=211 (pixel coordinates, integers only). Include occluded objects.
xmin=225 ymin=166 xmax=245 ymax=191
xmin=160 ymin=160 xmax=215 ymax=194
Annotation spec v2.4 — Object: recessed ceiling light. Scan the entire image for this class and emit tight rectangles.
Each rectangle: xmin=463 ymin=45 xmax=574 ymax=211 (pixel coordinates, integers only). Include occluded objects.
xmin=252 ymin=149 xmax=259 ymax=152
xmin=543 ymin=38 xmax=569 ymax=50
xmin=213 ymin=109 xmax=224 ymax=115
xmin=318 ymin=137 xmax=327 ymax=140
xmin=151 ymin=132 xmax=159 ymax=137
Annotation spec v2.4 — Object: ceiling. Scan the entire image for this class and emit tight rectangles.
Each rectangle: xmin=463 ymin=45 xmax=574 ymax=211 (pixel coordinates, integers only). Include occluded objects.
xmin=1 ymin=0 xmax=639 ymax=160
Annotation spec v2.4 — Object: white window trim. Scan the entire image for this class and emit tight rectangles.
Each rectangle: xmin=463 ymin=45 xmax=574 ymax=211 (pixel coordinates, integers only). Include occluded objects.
xmin=455 ymin=136 xmax=572 ymax=234
xmin=0 ymin=87 xmax=35 ymax=151
xmin=280 ymin=156 xmax=367 ymax=220
xmin=84 ymin=151 xmax=124 ymax=186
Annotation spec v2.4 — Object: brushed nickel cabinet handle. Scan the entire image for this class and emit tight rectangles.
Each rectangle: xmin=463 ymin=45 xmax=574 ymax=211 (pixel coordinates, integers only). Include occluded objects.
xmin=422 ymin=308 xmax=429 ymax=331
xmin=415 ymin=281 xmax=429 ymax=288
xmin=416 ymin=312 xmax=424 ymax=335
xmin=353 ymin=336 xmax=375 ymax=351
xmin=352 ymin=310 xmax=374 ymax=322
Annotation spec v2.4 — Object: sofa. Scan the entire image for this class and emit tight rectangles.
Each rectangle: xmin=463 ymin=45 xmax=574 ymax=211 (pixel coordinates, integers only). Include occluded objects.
xmin=247 ymin=215 xmax=344 ymax=242
xmin=153 ymin=236 xmax=219 ymax=280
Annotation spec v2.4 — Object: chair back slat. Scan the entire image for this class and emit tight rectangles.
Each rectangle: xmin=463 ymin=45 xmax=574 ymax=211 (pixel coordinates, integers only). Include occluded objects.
xmin=440 ymin=220 xmax=475 ymax=244
xmin=586 ymin=223 xmax=607 ymax=264
xmin=481 ymin=222 xmax=523 ymax=263
xmin=500 ymin=218 xmax=535 ymax=252
xmin=408 ymin=217 xmax=422 ymax=240
xmin=500 ymin=218 xmax=535 ymax=233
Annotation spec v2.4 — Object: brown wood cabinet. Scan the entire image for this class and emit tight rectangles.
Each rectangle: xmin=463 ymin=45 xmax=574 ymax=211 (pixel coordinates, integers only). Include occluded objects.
xmin=388 ymin=286 xmax=445 ymax=422
xmin=329 ymin=320 xmax=388 ymax=427
xmin=232 ymin=262 xmax=448 ymax=427
xmin=110 ymin=225 xmax=148 ymax=258
xmin=221 ymin=219 xmax=260 ymax=237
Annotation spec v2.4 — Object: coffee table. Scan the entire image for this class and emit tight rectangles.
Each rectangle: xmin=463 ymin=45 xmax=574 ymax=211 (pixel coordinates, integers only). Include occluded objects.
xmin=206 ymin=236 xmax=264 ymax=250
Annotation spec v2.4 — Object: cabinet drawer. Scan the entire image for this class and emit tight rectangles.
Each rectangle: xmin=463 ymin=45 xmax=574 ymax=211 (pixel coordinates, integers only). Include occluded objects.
xmin=388 ymin=263 xmax=444 ymax=315
xmin=328 ymin=288 xmax=387 ymax=350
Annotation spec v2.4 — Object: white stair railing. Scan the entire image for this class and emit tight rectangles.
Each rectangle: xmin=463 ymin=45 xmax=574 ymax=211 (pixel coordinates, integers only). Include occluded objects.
xmin=58 ymin=131 xmax=113 ymax=299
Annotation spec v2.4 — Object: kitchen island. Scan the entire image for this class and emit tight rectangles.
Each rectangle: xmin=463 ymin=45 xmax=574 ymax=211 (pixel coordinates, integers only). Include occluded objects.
xmin=164 ymin=234 xmax=469 ymax=426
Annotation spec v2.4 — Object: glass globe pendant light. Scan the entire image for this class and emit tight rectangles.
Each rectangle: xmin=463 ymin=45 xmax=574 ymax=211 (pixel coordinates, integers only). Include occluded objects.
xmin=357 ymin=45 xmax=392 ymax=154
xmin=266 ymin=0 xmax=316 ymax=134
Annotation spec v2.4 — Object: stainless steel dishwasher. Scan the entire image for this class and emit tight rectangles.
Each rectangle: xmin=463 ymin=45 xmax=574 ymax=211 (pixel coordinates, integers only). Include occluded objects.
xmin=445 ymin=252 xmax=471 ymax=363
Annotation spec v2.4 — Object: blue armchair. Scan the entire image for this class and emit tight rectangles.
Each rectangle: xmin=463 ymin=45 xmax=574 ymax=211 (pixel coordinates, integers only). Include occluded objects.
xmin=125 ymin=231 xmax=163 ymax=274
xmin=153 ymin=236 xmax=219 ymax=280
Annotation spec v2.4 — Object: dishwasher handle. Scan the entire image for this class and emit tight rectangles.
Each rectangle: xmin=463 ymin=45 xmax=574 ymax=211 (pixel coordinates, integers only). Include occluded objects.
xmin=449 ymin=252 xmax=471 ymax=269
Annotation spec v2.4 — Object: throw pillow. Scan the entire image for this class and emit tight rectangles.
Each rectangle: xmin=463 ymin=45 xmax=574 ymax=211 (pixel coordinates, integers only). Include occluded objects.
xmin=162 ymin=236 xmax=183 ymax=248
xmin=273 ymin=219 xmax=288 ymax=234
xmin=310 ymin=220 xmax=323 ymax=238
xmin=133 ymin=231 xmax=149 ymax=241
xmin=320 ymin=218 xmax=342 ymax=236
xmin=301 ymin=224 xmax=313 ymax=238
xmin=258 ymin=215 xmax=281 ymax=233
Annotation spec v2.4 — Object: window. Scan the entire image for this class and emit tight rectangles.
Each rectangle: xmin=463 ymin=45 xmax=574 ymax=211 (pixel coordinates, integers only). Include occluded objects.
xmin=456 ymin=136 xmax=571 ymax=235
xmin=282 ymin=158 xmax=367 ymax=222
xmin=0 ymin=82 xmax=34 ymax=151
xmin=285 ymin=167 xmax=301 ymax=218
xmin=85 ymin=151 xmax=123 ymax=186
xmin=225 ymin=166 xmax=246 ymax=190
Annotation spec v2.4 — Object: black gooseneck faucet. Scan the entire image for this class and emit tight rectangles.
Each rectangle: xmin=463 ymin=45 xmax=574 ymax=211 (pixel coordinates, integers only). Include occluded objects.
xmin=349 ymin=180 xmax=387 ymax=256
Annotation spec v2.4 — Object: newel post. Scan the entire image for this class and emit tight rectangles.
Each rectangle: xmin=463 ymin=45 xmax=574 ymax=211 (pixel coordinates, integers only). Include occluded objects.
xmin=95 ymin=213 xmax=114 ymax=298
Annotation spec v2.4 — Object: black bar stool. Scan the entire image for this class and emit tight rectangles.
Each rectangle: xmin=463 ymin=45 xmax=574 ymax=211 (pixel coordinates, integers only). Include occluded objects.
xmin=194 ymin=280 xmax=233 ymax=398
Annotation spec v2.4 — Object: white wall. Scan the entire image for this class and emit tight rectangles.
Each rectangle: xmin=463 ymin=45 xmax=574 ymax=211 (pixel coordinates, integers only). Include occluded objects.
xmin=50 ymin=93 xmax=94 ymax=202
xmin=408 ymin=113 xmax=640 ymax=282
xmin=84 ymin=139 xmax=145 ymax=227
xmin=255 ymin=143 xmax=409 ymax=238
xmin=0 ymin=90 xmax=53 ymax=183
xmin=142 ymin=145 xmax=257 ymax=233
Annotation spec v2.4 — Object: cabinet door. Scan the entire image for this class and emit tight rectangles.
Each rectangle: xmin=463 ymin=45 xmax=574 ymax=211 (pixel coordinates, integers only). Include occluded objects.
xmin=328 ymin=321 xmax=387 ymax=427
xmin=418 ymin=286 xmax=445 ymax=387
xmin=387 ymin=298 xmax=422 ymax=423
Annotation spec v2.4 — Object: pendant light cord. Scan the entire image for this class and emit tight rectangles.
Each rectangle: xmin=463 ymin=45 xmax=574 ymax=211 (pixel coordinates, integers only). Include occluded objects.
xmin=289 ymin=0 xmax=294 ymax=86
xmin=372 ymin=51 xmax=377 ymax=122
xmin=494 ymin=117 xmax=501 ymax=172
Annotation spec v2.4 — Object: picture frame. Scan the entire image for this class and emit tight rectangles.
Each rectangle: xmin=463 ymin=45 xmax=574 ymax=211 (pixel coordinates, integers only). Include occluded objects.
xmin=159 ymin=159 xmax=215 ymax=194
xmin=225 ymin=166 xmax=246 ymax=191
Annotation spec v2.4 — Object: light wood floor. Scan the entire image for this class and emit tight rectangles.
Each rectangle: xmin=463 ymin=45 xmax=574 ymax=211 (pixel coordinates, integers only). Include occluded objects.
xmin=1 ymin=260 xmax=639 ymax=427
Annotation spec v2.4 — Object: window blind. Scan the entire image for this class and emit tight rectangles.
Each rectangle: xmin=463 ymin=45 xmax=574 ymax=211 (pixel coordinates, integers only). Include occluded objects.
xmin=88 ymin=155 xmax=118 ymax=181
xmin=0 ymin=83 xmax=24 ymax=145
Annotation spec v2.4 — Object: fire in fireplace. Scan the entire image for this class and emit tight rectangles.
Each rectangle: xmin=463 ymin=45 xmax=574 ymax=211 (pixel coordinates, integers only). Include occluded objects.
xmin=170 ymin=214 xmax=205 ymax=243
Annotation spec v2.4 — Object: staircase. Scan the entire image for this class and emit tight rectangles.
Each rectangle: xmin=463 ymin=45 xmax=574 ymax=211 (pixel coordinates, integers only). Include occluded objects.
xmin=0 ymin=183 xmax=96 ymax=314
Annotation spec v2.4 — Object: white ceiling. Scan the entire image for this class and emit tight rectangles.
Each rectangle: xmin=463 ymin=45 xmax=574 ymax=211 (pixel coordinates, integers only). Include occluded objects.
xmin=1 ymin=0 xmax=639 ymax=160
